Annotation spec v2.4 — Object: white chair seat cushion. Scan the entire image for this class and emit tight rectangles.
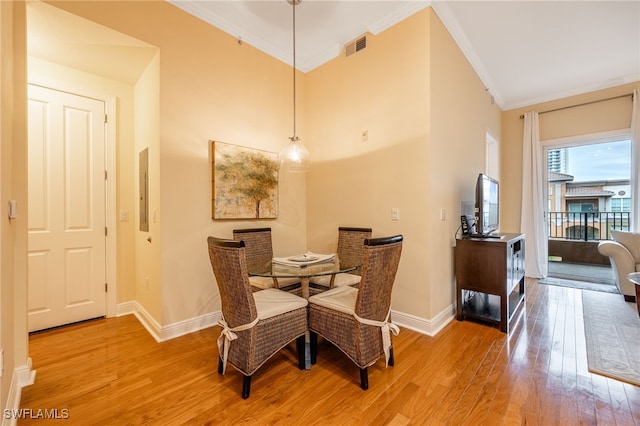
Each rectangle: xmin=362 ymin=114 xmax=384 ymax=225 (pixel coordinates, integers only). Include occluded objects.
xmin=249 ymin=276 xmax=300 ymax=290
xmin=253 ymin=288 xmax=307 ymax=320
xmin=310 ymin=272 xmax=361 ymax=288
xmin=276 ymin=277 xmax=302 ymax=287
xmin=308 ymin=286 xmax=358 ymax=315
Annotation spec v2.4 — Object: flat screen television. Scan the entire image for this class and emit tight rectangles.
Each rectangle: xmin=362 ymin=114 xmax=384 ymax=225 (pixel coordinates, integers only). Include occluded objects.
xmin=474 ymin=173 xmax=499 ymax=237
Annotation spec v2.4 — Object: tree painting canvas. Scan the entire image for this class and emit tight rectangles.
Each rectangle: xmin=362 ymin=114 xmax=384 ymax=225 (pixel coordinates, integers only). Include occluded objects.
xmin=212 ymin=141 xmax=279 ymax=219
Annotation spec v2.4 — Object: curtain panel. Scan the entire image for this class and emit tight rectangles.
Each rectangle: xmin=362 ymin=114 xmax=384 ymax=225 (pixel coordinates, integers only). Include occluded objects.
xmin=521 ymin=111 xmax=548 ymax=278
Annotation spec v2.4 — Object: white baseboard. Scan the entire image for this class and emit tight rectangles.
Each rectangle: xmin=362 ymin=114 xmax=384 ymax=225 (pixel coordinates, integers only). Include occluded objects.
xmin=2 ymin=359 xmax=36 ymax=426
xmin=392 ymin=303 xmax=456 ymax=337
xmin=116 ymin=300 xmax=136 ymax=317
xmin=117 ymin=301 xmax=221 ymax=342
xmin=116 ymin=300 xmax=453 ymax=342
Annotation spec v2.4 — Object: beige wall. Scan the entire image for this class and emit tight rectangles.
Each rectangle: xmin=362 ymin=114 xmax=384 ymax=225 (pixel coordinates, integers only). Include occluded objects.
xmin=1 ymin=0 xmax=29 ymax=410
xmin=428 ymin=11 xmax=502 ymax=316
xmin=306 ymin=8 xmax=501 ymax=320
xmin=306 ymin=10 xmax=431 ymax=317
xmin=134 ymin=52 xmax=162 ymax=320
xmin=500 ymin=82 xmax=639 ymax=233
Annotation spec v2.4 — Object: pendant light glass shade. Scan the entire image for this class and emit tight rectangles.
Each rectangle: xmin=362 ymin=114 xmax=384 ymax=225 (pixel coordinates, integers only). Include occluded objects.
xmin=279 ymin=136 xmax=311 ymax=172
xmin=280 ymin=0 xmax=311 ymax=173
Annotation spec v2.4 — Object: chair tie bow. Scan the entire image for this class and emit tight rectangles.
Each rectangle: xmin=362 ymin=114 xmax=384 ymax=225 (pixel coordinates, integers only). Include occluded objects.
xmin=217 ymin=315 xmax=260 ymax=374
xmin=353 ymin=309 xmax=400 ymax=366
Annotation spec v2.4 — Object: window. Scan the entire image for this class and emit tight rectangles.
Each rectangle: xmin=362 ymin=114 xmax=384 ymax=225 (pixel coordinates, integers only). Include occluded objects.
xmin=485 ymin=132 xmax=499 ymax=180
xmin=611 ymin=198 xmax=631 ymax=212
xmin=568 ymin=202 xmax=595 ymax=213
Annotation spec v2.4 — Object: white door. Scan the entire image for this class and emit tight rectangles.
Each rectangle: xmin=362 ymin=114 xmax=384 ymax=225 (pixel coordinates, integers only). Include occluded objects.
xmin=27 ymin=85 xmax=106 ymax=332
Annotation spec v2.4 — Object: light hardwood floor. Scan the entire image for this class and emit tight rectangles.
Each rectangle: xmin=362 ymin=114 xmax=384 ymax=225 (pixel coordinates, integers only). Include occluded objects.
xmin=18 ymin=279 xmax=640 ymax=425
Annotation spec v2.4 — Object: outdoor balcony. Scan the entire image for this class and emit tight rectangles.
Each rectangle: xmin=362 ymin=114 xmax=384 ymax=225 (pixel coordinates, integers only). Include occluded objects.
xmin=547 ymin=211 xmax=629 ymax=284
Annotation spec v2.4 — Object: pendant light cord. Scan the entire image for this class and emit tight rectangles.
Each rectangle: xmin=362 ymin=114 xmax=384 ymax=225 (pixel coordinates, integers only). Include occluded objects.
xmin=291 ymin=0 xmax=297 ymax=141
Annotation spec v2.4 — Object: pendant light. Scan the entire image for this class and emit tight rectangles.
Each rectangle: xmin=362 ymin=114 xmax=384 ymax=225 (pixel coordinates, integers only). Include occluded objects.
xmin=279 ymin=0 xmax=311 ymax=172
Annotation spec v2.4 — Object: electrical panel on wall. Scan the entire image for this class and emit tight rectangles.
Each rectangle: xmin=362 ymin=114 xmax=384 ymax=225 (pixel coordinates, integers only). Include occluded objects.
xmin=139 ymin=148 xmax=149 ymax=232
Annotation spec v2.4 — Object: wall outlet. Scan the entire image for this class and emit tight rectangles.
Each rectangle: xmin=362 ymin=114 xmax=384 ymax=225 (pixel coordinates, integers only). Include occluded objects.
xmin=119 ymin=210 xmax=129 ymax=221
xmin=440 ymin=208 xmax=446 ymax=221
xmin=391 ymin=208 xmax=400 ymax=221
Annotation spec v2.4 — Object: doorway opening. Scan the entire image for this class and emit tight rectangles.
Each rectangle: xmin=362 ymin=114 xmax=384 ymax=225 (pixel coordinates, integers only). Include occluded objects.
xmin=545 ymin=136 xmax=631 ymax=285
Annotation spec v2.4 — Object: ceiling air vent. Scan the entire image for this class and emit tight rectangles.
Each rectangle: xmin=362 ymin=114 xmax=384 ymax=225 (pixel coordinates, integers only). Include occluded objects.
xmin=345 ymin=35 xmax=367 ymax=57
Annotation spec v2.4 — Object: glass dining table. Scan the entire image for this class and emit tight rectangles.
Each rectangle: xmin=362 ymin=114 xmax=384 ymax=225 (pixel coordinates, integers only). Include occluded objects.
xmin=248 ymin=254 xmax=359 ymax=299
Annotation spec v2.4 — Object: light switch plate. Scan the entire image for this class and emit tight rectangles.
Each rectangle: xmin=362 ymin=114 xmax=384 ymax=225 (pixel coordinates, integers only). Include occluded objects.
xmin=8 ymin=200 xmax=17 ymax=220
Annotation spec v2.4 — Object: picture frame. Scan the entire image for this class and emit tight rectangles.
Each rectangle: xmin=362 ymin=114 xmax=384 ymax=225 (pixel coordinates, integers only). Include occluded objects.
xmin=211 ymin=141 xmax=279 ymax=220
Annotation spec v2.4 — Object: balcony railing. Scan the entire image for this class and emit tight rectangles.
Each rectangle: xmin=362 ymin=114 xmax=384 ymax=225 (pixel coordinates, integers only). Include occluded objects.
xmin=547 ymin=211 xmax=630 ymax=241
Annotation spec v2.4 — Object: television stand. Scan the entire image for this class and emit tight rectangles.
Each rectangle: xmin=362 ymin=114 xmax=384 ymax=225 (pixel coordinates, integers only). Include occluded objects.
xmin=455 ymin=233 xmax=525 ymax=333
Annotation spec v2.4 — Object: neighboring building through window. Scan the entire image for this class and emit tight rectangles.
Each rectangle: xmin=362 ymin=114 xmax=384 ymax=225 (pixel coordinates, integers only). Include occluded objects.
xmin=547 ymin=148 xmax=568 ymax=174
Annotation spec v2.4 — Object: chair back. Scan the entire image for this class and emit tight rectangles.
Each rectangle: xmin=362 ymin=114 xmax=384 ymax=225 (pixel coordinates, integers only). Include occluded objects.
xmin=232 ymin=228 xmax=273 ymax=274
xmin=207 ymin=237 xmax=258 ymax=328
xmin=355 ymin=235 xmax=403 ymax=321
xmin=337 ymin=227 xmax=372 ymax=274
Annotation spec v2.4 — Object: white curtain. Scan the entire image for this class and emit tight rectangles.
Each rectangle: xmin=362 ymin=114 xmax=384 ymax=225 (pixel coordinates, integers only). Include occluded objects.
xmin=631 ymin=89 xmax=640 ymax=232
xmin=521 ymin=111 xmax=548 ymax=278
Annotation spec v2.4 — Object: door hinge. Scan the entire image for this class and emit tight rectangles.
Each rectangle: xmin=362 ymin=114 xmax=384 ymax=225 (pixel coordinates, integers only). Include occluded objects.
xmin=105 ymin=170 xmax=108 ymax=180
xmin=105 ymin=227 xmax=108 ymax=236
xmin=105 ymin=283 xmax=108 ymax=292
xmin=104 ymin=114 xmax=108 ymax=124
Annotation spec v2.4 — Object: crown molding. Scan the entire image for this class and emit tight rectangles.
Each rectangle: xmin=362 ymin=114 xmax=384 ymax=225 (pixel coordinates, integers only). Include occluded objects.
xmin=431 ymin=1 xmax=504 ymax=109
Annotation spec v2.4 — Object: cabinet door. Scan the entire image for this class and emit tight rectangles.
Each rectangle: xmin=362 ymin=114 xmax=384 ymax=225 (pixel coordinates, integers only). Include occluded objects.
xmin=457 ymin=240 xmax=506 ymax=294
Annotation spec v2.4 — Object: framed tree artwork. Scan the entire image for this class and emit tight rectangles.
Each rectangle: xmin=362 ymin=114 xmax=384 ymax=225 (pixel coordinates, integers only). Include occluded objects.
xmin=211 ymin=141 xmax=279 ymax=219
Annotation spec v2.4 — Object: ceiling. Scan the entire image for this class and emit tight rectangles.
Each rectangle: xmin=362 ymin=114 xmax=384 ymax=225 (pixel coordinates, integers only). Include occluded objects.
xmin=170 ymin=0 xmax=640 ymax=110
xmin=27 ymin=2 xmax=158 ymax=85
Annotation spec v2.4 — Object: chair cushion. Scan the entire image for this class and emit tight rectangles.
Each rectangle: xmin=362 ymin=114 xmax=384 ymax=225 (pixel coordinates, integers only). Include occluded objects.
xmin=249 ymin=276 xmax=276 ymax=289
xmin=249 ymin=276 xmax=300 ymax=290
xmin=310 ymin=272 xmax=361 ymax=288
xmin=276 ymin=277 xmax=302 ymax=287
xmin=308 ymin=286 xmax=358 ymax=315
xmin=253 ymin=289 xmax=307 ymax=320
xmin=611 ymin=230 xmax=640 ymax=262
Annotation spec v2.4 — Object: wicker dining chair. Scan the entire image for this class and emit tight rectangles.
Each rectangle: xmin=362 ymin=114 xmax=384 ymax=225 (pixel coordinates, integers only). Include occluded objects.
xmin=309 ymin=227 xmax=372 ymax=289
xmin=232 ymin=227 xmax=301 ymax=291
xmin=308 ymin=235 xmax=403 ymax=390
xmin=207 ymin=236 xmax=308 ymax=399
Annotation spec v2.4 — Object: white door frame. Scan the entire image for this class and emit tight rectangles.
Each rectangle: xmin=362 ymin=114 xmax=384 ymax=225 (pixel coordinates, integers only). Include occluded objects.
xmin=105 ymin=96 xmax=117 ymax=318
xmin=28 ymin=83 xmax=118 ymax=319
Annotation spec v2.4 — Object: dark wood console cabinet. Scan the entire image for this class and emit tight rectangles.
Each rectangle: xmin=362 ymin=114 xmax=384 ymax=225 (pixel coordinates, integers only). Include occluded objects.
xmin=455 ymin=233 xmax=525 ymax=333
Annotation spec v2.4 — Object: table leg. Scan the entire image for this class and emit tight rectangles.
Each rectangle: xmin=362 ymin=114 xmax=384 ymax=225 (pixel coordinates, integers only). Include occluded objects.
xmin=301 ymin=277 xmax=310 ymax=299
xmin=300 ymin=277 xmax=311 ymax=369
